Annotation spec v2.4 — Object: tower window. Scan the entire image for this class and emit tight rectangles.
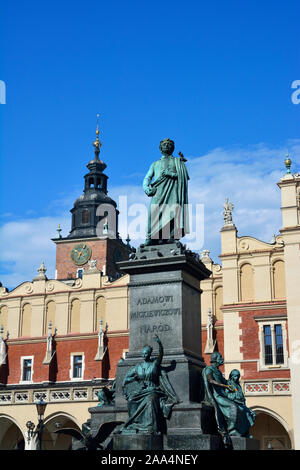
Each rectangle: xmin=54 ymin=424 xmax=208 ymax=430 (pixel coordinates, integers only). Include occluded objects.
xmin=82 ymin=210 xmax=89 ymax=224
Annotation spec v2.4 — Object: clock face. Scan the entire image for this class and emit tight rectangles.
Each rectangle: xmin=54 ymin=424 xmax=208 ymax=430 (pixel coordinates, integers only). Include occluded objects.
xmin=71 ymin=243 xmax=92 ymax=266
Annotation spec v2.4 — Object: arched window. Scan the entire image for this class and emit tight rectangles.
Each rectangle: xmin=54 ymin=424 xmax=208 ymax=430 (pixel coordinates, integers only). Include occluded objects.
xmin=70 ymin=299 xmax=80 ymax=333
xmin=95 ymin=296 xmax=106 ymax=331
xmin=240 ymin=263 xmax=254 ymax=301
xmin=21 ymin=303 xmax=32 ymax=337
xmin=214 ymin=287 xmax=223 ymax=321
xmin=45 ymin=301 xmax=56 ymax=334
xmin=0 ymin=305 xmax=8 ymax=337
xmin=77 ymin=268 xmax=84 ymax=279
xmin=273 ymin=260 xmax=286 ymax=299
xmin=82 ymin=210 xmax=89 ymax=224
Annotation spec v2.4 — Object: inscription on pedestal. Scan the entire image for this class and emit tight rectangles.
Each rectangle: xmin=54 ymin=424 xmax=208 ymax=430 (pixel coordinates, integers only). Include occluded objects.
xmin=131 ymin=296 xmax=181 ymax=336
xmin=129 ymin=285 xmax=182 ymax=352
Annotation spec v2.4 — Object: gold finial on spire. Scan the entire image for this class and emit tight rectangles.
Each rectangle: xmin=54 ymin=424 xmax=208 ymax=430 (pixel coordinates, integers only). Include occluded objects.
xmin=93 ymin=113 xmax=102 ymax=158
xmin=285 ymin=153 xmax=292 ymax=174
xmin=96 ymin=113 xmax=99 ymax=136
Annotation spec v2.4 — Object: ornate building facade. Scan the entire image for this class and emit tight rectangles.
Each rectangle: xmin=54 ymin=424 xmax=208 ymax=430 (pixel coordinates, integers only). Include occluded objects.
xmin=200 ymin=160 xmax=300 ymax=450
xmin=0 ymin=137 xmax=299 ymax=450
xmin=0 ymin=128 xmax=132 ymax=450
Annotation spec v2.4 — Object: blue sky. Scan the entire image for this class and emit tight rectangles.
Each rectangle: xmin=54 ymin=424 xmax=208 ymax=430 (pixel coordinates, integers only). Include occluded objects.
xmin=0 ymin=0 xmax=299 ymax=288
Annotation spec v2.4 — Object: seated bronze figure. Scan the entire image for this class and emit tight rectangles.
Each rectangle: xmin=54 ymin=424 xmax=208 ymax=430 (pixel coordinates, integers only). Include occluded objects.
xmin=120 ymin=335 xmax=178 ymax=434
xmin=203 ymin=352 xmax=256 ymax=442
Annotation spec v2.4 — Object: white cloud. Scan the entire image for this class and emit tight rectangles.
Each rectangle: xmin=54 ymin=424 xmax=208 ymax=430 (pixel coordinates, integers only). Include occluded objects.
xmin=0 ymin=215 xmax=69 ymax=289
xmin=1 ymin=140 xmax=299 ymax=289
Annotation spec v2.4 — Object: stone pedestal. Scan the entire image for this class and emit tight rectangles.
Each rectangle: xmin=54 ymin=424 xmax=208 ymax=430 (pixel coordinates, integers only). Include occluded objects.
xmin=230 ymin=437 xmax=260 ymax=450
xmin=88 ymin=405 xmax=123 ymax=435
xmin=91 ymin=243 xmax=218 ymax=450
xmin=113 ymin=434 xmax=163 ymax=450
xmin=166 ymin=402 xmax=218 ymax=435
xmin=164 ymin=433 xmax=223 ymax=450
xmin=85 ymin=243 xmax=257 ymax=451
xmin=116 ymin=242 xmax=212 ymax=421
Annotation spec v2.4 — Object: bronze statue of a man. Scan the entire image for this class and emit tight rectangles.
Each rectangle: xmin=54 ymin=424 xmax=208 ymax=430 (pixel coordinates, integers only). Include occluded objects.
xmin=143 ymin=138 xmax=189 ymax=245
xmin=202 ymin=352 xmax=256 ymax=444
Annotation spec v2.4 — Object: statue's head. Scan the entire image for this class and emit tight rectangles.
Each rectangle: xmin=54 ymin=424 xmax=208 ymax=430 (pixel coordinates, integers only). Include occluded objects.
xmin=210 ymin=351 xmax=224 ymax=366
xmin=159 ymin=138 xmax=175 ymax=156
xmin=142 ymin=345 xmax=153 ymax=360
xmin=229 ymin=369 xmax=240 ymax=383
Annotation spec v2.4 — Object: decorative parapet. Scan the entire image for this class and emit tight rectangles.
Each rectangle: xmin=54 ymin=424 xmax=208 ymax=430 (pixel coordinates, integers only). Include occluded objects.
xmin=0 ymin=393 xmax=12 ymax=404
xmin=14 ymin=392 xmax=29 ymax=403
xmin=0 ymin=384 xmax=112 ymax=405
xmin=33 ymin=391 xmax=48 ymax=402
xmin=50 ymin=390 xmax=71 ymax=402
xmin=73 ymin=389 xmax=88 ymax=400
xmin=243 ymin=379 xmax=290 ymax=396
xmin=272 ymin=381 xmax=290 ymax=394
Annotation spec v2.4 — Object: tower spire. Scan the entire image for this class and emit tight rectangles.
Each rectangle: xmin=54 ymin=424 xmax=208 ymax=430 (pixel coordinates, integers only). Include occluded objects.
xmin=93 ymin=113 xmax=102 ymax=160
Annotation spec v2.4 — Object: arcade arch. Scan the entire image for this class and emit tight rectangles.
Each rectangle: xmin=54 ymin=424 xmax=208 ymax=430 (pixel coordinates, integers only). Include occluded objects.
xmin=250 ymin=407 xmax=292 ymax=449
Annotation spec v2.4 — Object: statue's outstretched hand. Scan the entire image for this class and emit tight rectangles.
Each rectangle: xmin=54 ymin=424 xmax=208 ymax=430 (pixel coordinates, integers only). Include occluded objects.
xmin=145 ymin=187 xmax=156 ymax=197
xmin=154 ymin=334 xmax=161 ymax=344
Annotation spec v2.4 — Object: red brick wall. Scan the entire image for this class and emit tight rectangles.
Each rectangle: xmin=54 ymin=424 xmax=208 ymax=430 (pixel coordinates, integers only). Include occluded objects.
xmin=239 ymin=306 xmax=290 ymax=380
xmin=6 ymin=341 xmax=50 ymax=384
xmin=104 ymin=335 xmax=129 ymax=378
xmin=5 ymin=333 xmax=129 ymax=384
xmin=55 ymin=239 xmax=108 ymax=279
xmin=55 ymin=238 xmax=130 ymax=279
xmin=54 ymin=336 xmax=100 ymax=381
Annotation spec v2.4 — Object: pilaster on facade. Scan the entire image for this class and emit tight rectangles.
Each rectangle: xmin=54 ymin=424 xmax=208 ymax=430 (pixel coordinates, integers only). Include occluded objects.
xmin=223 ymin=309 xmax=243 ymax=377
xmin=278 ymin=171 xmax=300 ymax=449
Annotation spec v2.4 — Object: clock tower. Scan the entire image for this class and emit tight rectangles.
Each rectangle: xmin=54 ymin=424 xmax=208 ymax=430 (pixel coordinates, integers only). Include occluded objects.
xmin=53 ymin=117 xmax=132 ymax=280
